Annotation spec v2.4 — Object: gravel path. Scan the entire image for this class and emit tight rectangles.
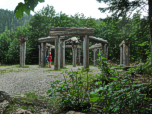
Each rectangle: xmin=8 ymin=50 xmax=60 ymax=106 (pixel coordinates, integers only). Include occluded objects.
xmin=0 ymin=65 xmax=101 ymax=99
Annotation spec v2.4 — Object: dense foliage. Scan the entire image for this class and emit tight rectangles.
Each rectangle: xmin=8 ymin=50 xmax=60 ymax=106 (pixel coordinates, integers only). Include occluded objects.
xmin=14 ymin=0 xmax=45 ymax=19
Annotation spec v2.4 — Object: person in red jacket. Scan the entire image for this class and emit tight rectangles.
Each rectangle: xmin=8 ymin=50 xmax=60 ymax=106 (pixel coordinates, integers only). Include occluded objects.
xmin=48 ymin=53 xmax=52 ymax=68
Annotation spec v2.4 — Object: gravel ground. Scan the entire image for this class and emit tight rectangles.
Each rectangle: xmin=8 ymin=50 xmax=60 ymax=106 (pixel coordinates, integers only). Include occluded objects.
xmin=0 ymin=65 xmax=101 ymax=99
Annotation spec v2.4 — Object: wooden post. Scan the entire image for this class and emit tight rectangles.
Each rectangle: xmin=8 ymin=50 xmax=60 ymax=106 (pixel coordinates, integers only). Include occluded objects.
xmin=41 ymin=43 xmax=43 ymax=67
xmin=44 ymin=43 xmax=46 ymax=67
xmin=72 ymin=45 xmax=77 ymax=67
xmin=83 ymin=38 xmax=85 ymax=66
xmin=93 ymin=49 xmax=97 ymax=66
xmin=20 ymin=36 xmax=28 ymax=67
xmin=40 ymin=42 xmax=46 ymax=67
xmin=78 ymin=48 xmax=81 ymax=65
xmin=120 ymin=46 xmax=123 ymax=65
xmin=126 ymin=44 xmax=130 ymax=66
xmin=60 ymin=39 xmax=65 ymax=68
xmin=83 ymin=35 xmax=89 ymax=69
xmin=39 ymin=45 xmax=41 ymax=66
xmin=123 ymin=43 xmax=126 ymax=66
xmin=54 ymin=36 xmax=60 ymax=70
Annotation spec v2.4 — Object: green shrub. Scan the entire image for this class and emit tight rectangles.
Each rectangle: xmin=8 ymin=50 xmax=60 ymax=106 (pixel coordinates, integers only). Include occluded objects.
xmin=46 ymin=69 xmax=92 ymax=113
xmin=90 ymin=50 xmax=152 ymax=113
xmin=46 ymin=50 xmax=152 ymax=113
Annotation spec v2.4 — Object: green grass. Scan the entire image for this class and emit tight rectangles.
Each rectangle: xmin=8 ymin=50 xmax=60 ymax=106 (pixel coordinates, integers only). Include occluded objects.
xmin=37 ymin=66 xmax=49 ymax=68
xmin=61 ymin=67 xmax=68 ymax=69
xmin=0 ymin=68 xmax=29 ymax=75
xmin=15 ymin=65 xmax=29 ymax=68
xmin=47 ymin=75 xmax=58 ymax=78
xmin=44 ymin=69 xmax=62 ymax=73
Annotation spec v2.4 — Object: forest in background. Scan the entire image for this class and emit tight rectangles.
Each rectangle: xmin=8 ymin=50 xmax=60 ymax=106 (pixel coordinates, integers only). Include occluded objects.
xmin=0 ymin=9 xmax=32 ymax=34
xmin=0 ymin=4 xmax=151 ymax=65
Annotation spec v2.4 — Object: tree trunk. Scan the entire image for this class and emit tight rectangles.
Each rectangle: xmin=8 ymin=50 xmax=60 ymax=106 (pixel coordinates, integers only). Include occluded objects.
xmin=149 ymin=0 xmax=152 ymax=64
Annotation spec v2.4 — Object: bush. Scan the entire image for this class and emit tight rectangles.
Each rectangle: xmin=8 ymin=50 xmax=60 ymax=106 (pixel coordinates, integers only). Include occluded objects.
xmin=46 ymin=69 xmax=92 ymax=113
xmin=46 ymin=50 xmax=152 ymax=113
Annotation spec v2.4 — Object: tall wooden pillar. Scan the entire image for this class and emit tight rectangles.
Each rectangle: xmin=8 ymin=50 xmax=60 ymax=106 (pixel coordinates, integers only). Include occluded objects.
xmin=125 ymin=44 xmax=130 ymax=66
xmin=93 ymin=49 xmax=97 ymax=66
xmin=123 ymin=44 xmax=126 ymax=66
xmin=72 ymin=45 xmax=77 ymax=67
xmin=83 ymin=35 xmax=89 ymax=69
xmin=78 ymin=48 xmax=81 ymax=65
xmin=41 ymin=42 xmax=46 ymax=67
xmin=20 ymin=36 xmax=28 ymax=67
xmin=39 ymin=45 xmax=41 ymax=66
xmin=54 ymin=36 xmax=60 ymax=70
xmin=60 ymin=39 xmax=65 ymax=68
xmin=120 ymin=46 xmax=123 ymax=65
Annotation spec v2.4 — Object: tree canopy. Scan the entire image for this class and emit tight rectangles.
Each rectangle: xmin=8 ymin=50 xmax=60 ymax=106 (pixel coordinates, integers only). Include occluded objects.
xmin=14 ymin=0 xmax=45 ymax=19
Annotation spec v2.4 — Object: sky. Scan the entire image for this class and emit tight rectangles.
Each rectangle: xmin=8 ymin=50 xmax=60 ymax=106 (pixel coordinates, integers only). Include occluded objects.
xmin=0 ymin=0 xmax=149 ymax=20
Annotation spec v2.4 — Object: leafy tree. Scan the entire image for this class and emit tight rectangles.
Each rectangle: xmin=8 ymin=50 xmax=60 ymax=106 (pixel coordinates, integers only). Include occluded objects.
xmin=14 ymin=0 xmax=45 ymax=19
xmin=6 ymin=38 xmax=20 ymax=64
xmin=0 ymin=29 xmax=11 ymax=64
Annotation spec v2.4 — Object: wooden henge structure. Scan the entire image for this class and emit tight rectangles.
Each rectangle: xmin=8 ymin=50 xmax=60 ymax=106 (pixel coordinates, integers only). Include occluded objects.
xmin=38 ymin=36 xmax=82 ymax=68
xmin=19 ymin=27 xmax=109 ymax=69
xmin=38 ymin=27 xmax=109 ymax=70
xmin=119 ymin=40 xmax=131 ymax=66
xmin=89 ymin=38 xmax=109 ymax=66
xmin=37 ymin=27 xmax=91 ymax=70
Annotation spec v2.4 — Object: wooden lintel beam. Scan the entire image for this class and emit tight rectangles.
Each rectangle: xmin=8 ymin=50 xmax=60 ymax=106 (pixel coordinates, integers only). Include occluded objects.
xmin=50 ymin=27 xmax=93 ymax=31
xmin=50 ymin=31 xmax=93 ymax=36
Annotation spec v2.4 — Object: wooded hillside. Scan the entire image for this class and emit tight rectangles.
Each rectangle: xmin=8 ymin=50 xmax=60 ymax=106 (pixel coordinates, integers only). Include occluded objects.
xmin=0 ymin=9 xmax=32 ymax=34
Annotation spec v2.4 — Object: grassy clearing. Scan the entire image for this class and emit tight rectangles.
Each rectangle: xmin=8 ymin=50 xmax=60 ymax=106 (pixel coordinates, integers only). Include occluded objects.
xmin=0 ymin=68 xmax=29 ymax=75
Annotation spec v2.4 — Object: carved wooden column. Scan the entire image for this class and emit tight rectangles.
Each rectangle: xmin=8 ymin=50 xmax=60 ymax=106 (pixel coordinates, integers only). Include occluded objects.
xmin=39 ymin=45 xmax=41 ymax=66
xmin=78 ymin=48 xmax=81 ymax=65
xmin=119 ymin=40 xmax=130 ymax=66
xmin=125 ymin=43 xmax=130 ymax=66
xmin=120 ymin=46 xmax=123 ymax=65
xmin=40 ymin=42 xmax=46 ymax=67
xmin=46 ymin=47 xmax=48 ymax=57
xmin=54 ymin=36 xmax=60 ymax=70
xmin=72 ymin=45 xmax=77 ymax=67
xmin=60 ymin=39 xmax=66 ymax=68
xmin=83 ymin=35 xmax=89 ymax=69
xmin=93 ymin=49 xmax=98 ymax=66
xmin=123 ymin=43 xmax=126 ymax=66
xmin=20 ymin=35 xmax=28 ymax=67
